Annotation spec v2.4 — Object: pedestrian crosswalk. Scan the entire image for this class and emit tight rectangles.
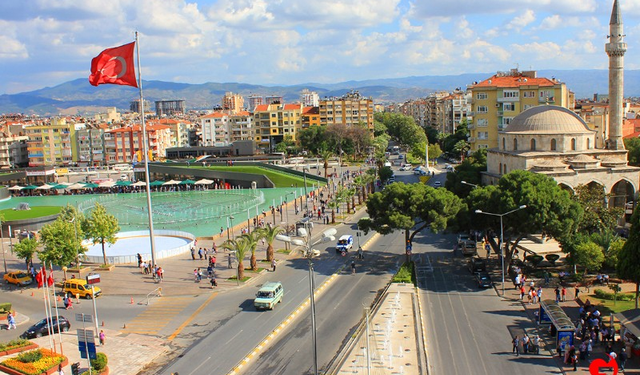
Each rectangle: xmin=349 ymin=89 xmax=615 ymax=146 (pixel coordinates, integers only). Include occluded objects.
xmin=121 ymin=296 xmax=193 ymax=336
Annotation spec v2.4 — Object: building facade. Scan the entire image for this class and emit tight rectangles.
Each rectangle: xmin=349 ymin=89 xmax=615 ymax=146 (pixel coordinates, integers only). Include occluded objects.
xmin=105 ymin=124 xmax=171 ymax=163
xmin=25 ymin=118 xmax=78 ymax=167
xmin=253 ymin=103 xmax=303 ymax=152
xmin=155 ymin=100 xmax=186 ymax=117
xmin=222 ymin=92 xmax=245 ymax=114
xmin=200 ymin=113 xmax=229 ymax=147
xmin=318 ymin=91 xmax=374 ymax=130
xmin=469 ymin=69 xmax=569 ymax=151
xmin=76 ymin=127 xmax=106 ymax=166
xmin=300 ymin=89 xmax=319 ymax=107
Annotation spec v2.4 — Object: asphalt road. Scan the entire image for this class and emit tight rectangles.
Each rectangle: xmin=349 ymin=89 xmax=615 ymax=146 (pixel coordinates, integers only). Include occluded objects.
xmin=157 ymin=214 xmax=377 ymax=375
xmin=418 ymin=242 xmax=562 ymax=375
xmin=241 ymin=230 xmax=405 ymax=375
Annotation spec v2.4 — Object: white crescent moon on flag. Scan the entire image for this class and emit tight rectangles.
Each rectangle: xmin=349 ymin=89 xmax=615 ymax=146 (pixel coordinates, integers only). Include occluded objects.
xmin=104 ymin=56 xmax=127 ymax=79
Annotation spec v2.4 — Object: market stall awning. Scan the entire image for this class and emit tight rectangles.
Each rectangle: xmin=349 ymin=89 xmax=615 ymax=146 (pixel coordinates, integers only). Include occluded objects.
xmin=131 ymin=181 xmax=147 ymax=187
xmin=163 ymin=179 xmax=181 ymax=185
xmin=116 ymin=181 xmax=132 ymax=186
xmin=8 ymin=185 xmax=24 ymax=191
xmin=22 ymin=185 xmax=38 ymax=190
xmin=616 ymin=308 xmax=640 ymax=338
xmin=67 ymin=183 xmax=87 ymax=189
xmin=36 ymin=184 xmax=54 ymax=190
xmin=179 ymin=179 xmax=196 ymax=185
xmin=99 ymin=180 xmax=116 ymax=188
xmin=149 ymin=180 xmax=165 ymax=186
xmin=194 ymin=179 xmax=214 ymax=185
xmin=84 ymin=183 xmax=100 ymax=188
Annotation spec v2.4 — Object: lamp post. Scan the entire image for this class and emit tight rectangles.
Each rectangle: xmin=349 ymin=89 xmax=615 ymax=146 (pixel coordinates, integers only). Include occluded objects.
xmin=461 ymin=180 xmax=478 ymax=189
xmin=303 ymin=167 xmax=309 ymax=216
xmin=229 ymin=215 xmax=235 ymax=239
xmin=276 ymin=225 xmax=336 ymax=375
xmin=475 ymin=205 xmax=527 ymax=296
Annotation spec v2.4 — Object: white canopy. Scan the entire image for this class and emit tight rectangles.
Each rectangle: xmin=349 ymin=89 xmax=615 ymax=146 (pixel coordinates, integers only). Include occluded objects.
xmin=68 ymin=183 xmax=88 ymax=189
xmin=131 ymin=181 xmax=147 ymax=187
xmin=99 ymin=180 xmax=116 ymax=188
xmin=36 ymin=184 xmax=54 ymax=190
xmin=163 ymin=179 xmax=181 ymax=185
xmin=194 ymin=179 xmax=214 ymax=185
xmin=8 ymin=185 xmax=23 ymax=190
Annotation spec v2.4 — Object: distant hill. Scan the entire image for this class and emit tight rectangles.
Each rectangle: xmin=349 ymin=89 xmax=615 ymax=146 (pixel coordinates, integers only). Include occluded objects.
xmin=1 ymin=70 xmax=637 ymax=115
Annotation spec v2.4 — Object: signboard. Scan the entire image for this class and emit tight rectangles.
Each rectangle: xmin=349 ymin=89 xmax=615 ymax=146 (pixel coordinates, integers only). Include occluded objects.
xmin=79 ymin=342 xmax=97 ymax=359
xmin=75 ymin=314 xmax=93 ymax=323
xmin=25 ymin=169 xmax=56 ymax=176
xmin=538 ymin=305 xmax=552 ymax=325
xmin=86 ymin=274 xmax=101 ymax=285
xmin=556 ymin=330 xmax=573 ymax=354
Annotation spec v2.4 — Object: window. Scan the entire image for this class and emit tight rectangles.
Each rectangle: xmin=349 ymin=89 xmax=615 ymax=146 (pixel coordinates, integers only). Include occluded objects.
xmin=513 ymin=138 xmax=518 ymax=151
xmin=478 ymin=132 xmax=488 ymax=140
xmin=499 ymin=163 xmax=502 ymax=173
xmin=477 ymin=106 xmax=488 ymax=113
xmin=502 ymin=138 xmax=506 ymax=150
xmin=551 ymin=139 xmax=557 ymax=151
xmin=523 ymin=91 xmax=536 ymax=98
xmin=478 ymin=144 xmax=488 ymax=149
xmin=587 ymin=138 xmax=591 ymax=149
xmin=476 ymin=92 xmax=488 ymax=100
xmin=477 ymin=119 xmax=488 ymax=127
xmin=530 ymin=139 xmax=536 ymax=151
xmin=503 ymin=90 xmax=519 ymax=98
xmin=571 ymin=138 xmax=576 ymax=150
xmin=503 ymin=103 xmax=515 ymax=111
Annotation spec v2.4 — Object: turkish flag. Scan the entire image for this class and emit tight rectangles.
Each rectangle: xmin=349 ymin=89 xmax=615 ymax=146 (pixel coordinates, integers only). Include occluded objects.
xmin=47 ymin=267 xmax=54 ymax=287
xmin=89 ymin=42 xmax=138 ymax=87
xmin=35 ymin=269 xmax=43 ymax=288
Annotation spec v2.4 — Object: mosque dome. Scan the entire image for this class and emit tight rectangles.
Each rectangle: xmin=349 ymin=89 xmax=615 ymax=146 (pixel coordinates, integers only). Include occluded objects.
xmin=504 ymin=105 xmax=592 ymax=134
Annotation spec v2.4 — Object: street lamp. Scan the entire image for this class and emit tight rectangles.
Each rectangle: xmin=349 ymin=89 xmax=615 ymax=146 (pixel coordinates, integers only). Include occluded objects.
xmin=475 ymin=205 xmax=527 ymax=296
xmin=461 ymin=180 xmax=478 ymax=189
xmin=303 ymin=167 xmax=309 ymax=216
xmin=229 ymin=215 xmax=235 ymax=239
xmin=276 ymin=224 xmax=337 ymax=375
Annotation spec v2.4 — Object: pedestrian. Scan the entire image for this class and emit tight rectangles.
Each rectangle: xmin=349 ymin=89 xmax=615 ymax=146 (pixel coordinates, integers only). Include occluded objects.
xmin=619 ymin=349 xmax=627 ymax=370
xmin=210 ymin=276 xmax=217 ymax=288
xmin=220 ymin=227 xmax=224 ymax=236
xmin=571 ymin=348 xmax=578 ymax=371
xmin=58 ymin=364 xmax=65 ymax=375
xmin=228 ymin=253 xmax=232 ymax=269
xmin=537 ymin=286 xmax=543 ymax=303
xmin=532 ymin=335 xmax=540 ymax=354
xmin=7 ymin=312 xmax=16 ymax=330
xmin=271 ymin=259 xmax=277 ymax=272
xmin=519 ymin=285 xmax=525 ymax=300
xmin=522 ymin=334 xmax=530 ymax=353
xmin=544 ymin=271 xmax=550 ymax=285
xmin=157 ymin=266 xmax=164 ymax=282
xmin=66 ymin=298 xmax=73 ymax=310
xmin=190 ymin=247 xmax=195 ymax=260
xmin=574 ymin=286 xmax=580 ymax=300
xmin=198 ymin=248 xmax=203 ymax=260
xmin=211 ymin=255 xmax=216 ymax=268
xmin=561 ymin=286 xmax=567 ymax=302
xmin=555 ymin=286 xmax=560 ymax=303
xmin=194 ymin=269 xmax=200 ymax=282
xmin=137 ymin=253 xmax=142 ymax=268
xmin=99 ymin=330 xmax=105 ymax=345
xmin=207 ymin=265 xmax=213 ymax=278
xmin=512 ymin=335 xmax=520 ymax=356
xmin=351 ymin=260 xmax=356 ymax=274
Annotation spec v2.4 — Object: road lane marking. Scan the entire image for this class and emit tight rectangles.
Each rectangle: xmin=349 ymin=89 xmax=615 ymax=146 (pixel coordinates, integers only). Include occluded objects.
xmin=188 ymin=356 xmax=211 ymax=375
xmin=167 ymin=292 xmax=218 ymax=341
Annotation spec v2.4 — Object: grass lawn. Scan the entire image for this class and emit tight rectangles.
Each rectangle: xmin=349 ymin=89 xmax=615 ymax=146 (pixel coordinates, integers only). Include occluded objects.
xmin=0 ymin=206 xmax=62 ymax=220
xmin=585 ymin=293 xmax=637 ymax=315
xmin=189 ymin=165 xmax=325 ymax=188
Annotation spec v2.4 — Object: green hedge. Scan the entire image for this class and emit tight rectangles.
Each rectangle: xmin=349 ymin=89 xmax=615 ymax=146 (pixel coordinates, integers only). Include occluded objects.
xmin=392 ymin=262 xmax=416 ymax=285
xmin=0 ymin=339 xmax=31 ymax=352
xmin=0 ymin=303 xmax=12 ymax=313
xmin=594 ymin=288 xmax=636 ymax=301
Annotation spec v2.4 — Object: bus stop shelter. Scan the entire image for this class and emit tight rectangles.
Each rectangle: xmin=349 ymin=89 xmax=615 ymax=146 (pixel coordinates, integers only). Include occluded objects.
xmin=538 ymin=299 xmax=576 ymax=354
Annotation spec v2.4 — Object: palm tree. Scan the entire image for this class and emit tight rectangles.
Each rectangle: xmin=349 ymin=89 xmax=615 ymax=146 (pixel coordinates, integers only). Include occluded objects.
xmin=242 ymin=231 xmax=261 ymax=271
xmin=353 ymin=176 xmax=366 ymax=205
xmin=320 ymin=150 xmax=333 ymax=179
xmin=262 ymin=224 xmax=284 ymax=262
xmin=453 ymin=139 xmax=470 ymax=161
xmin=221 ymin=237 xmax=251 ymax=281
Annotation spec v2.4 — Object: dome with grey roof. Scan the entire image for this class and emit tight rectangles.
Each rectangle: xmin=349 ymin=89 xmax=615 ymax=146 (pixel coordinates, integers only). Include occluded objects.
xmin=504 ymin=105 xmax=592 ymax=134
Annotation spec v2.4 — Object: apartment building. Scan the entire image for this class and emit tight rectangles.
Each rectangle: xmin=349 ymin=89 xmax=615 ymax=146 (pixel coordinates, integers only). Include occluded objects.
xmin=300 ymin=89 xmax=319 ymax=107
xmin=222 ymin=92 xmax=245 ymax=114
xmin=247 ymin=95 xmax=263 ymax=112
xmin=26 ymin=118 xmax=78 ymax=167
xmin=319 ymin=91 xmax=374 ymax=130
xmin=399 ymin=99 xmax=428 ymax=127
xmin=253 ymin=103 xmax=303 ymax=152
xmin=468 ymin=69 xmax=569 ymax=151
xmin=76 ymin=126 xmax=107 ymax=166
xmin=200 ymin=112 xmax=229 ymax=146
xmin=301 ymin=106 xmax=320 ymax=128
xmin=229 ymin=111 xmax=254 ymax=143
xmin=105 ymin=124 xmax=171 ymax=163
xmin=443 ymin=90 xmax=472 ymax=135
xmin=155 ymin=100 xmax=186 ymax=117
xmin=150 ymin=119 xmax=192 ymax=148
xmin=0 ymin=133 xmax=28 ymax=168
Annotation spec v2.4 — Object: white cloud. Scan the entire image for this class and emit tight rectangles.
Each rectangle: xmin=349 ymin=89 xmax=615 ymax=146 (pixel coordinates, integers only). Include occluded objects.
xmin=505 ymin=9 xmax=536 ymax=31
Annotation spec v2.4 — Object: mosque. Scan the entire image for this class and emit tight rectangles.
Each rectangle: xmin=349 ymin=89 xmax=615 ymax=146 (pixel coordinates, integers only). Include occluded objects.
xmin=483 ymin=0 xmax=639 ymax=208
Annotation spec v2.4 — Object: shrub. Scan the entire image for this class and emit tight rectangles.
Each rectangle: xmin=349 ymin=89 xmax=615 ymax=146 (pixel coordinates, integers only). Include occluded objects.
xmin=392 ymin=262 xmax=415 ymax=285
xmin=0 ymin=338 xmax=31 ymax=352
xmin=16 ymin=350 xmax=42 ymax=363
xmin=594 ymin=288 xmax=635 ymax=301
xmin=545 ymin=254 xmax=560 ymax=265
xmin=91 ymin=352 xmax=108 ymax=371
xmin=0 ymin=303 xmax=12 ymax=313
xmin=2 ymin=348 xmax=64 ymax=375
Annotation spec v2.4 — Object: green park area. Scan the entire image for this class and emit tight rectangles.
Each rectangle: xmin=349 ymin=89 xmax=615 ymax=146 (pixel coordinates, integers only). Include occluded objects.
xmin=190 ymin=165 xmax=325 ymax=188
xmin=0 ymin=206 xmax=62 ymax=221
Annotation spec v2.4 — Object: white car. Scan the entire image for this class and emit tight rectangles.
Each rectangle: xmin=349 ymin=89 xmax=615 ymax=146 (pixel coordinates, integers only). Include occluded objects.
xmin=400 ymin=164 xmax=412 ymax=171
xmin=434 ymin=181 xmax=441 ymax=187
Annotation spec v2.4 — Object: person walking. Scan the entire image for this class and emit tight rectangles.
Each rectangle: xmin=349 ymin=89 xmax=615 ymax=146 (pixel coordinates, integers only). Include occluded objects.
xmin=203 ymin=248 xmax=208 ymax=260
xmin=99 ymin=330 xmax=105 ymax=346
xmin=198 ymin=248 xmax=203 ymax=260
xmin=271 ymin=259 xmax=277 ymax=272
xmin=574 ymin=286 xmax=580 ymax=300
xmin=512 ymin=335 xmax=520 ymax=356
xmin=194 ymin=269 xmax=200 ymax=283
xmin=210 ymin=275 xmax=217 ymax=289
xmin=211 ymin=255 xmax=216 ymax=269
xmin=57 ymin=364 xmax=65 ymax=375
xmin=561 ymin=286 xmax=567 ymax=302
xmin=618 ymin=349 xmax=627 ymax=370
xmin=555 ymin=286 xmax=560 ymax=303
xmin=190 ymin=247 xmax=195 ymax=260
xmin=351 ymin=260 xmax=356 ymax=274
xmin=137 ymin=253 xmax=142 ymax=268
xmin=7 ymin=312 xmax=16 ymax=330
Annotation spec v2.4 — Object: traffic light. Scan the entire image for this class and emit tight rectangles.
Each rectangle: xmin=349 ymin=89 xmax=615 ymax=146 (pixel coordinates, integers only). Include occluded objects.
xmin=71 ymin=362 xmax=80 ymax=375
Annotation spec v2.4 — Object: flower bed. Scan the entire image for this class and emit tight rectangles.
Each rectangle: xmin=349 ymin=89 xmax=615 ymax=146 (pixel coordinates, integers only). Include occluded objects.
xmin=0 ymin=348 xmax=67 ymax=375
xmin=0 ymin=339 xmax=38 ymax=356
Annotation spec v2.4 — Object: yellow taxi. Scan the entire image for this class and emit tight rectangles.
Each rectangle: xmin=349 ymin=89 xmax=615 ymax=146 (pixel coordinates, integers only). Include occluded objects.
xmin=4 ymin=271 xmax=33 ymax=286
xmin=63 ymin=278 xmax=101 ymax=299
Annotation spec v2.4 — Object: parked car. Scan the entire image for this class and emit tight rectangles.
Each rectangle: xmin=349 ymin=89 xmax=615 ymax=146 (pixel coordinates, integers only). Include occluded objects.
xmin=21 ymin=316 xmax=70 ymax=339
xmin=475 ymin=272 xmax=492 ymax=288
xmin=4 ymin=271 xmax=33 ymax=286
xmin=462 ymin=240 xmax=478 ymax=256
xmin=468 ymin=257 xmax=487 ymax=273
xmin=400 ymin=164 xmax=412 ymax=171
xmin=433 ymin=181 xmax=441 ymax=187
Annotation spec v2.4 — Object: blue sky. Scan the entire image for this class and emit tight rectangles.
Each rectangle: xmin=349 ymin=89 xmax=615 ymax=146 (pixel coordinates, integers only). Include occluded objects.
xmin=0 ymin=0 xmax=639 ymax=94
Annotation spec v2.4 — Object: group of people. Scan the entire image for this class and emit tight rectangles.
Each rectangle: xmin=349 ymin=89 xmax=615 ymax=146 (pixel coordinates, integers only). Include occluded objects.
xmin=511 ymin=333 xmax=541 ymax=356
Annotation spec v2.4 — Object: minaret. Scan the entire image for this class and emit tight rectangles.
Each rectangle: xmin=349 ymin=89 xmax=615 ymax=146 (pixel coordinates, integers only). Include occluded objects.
xmin=606 ymin=0 xmax=627 ymax=150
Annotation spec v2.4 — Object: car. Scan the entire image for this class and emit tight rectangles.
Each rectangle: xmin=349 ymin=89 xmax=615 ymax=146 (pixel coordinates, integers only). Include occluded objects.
xmin=21 ymin=316 xmax=70 ymax=339
xmin=414 ymin=169 xmax=428 ymax=176
xmin=434 ymin=181 xmax=441 ymax=187
xmin=383 ymin=161 xmax=392 ymax=167
xmin=457 ymin=234 xmax=470 ymax=246
xmin=462 ymin=240 xmax=478 ymax=256
xmin=119 ymin=173 xmax=128 ymax=181
xmin=336 ymin=235 xmax=354 ymax=254
xmin=468 ymin=257 xmax=487 ymax=273
xmin=4 ymin=271 xmax=33 ymax=286
xmin=475 ymin=272 xmax=492 ymax=288
xmin=63 ymin=278 xmax=101 ymax=299
xmin=254 ymin=281 xmax=284 ymax=310
xmin=400 ymin=164 xmax=412 ymax=171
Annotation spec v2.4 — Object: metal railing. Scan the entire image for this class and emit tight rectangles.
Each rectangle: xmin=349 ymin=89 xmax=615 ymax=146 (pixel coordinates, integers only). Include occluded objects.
xmin=145 ymin=287 xmax=162 ymax=305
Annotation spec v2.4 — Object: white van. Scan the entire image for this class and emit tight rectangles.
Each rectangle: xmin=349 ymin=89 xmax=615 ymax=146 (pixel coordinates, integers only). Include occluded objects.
xmin=336 ymin=235 xmax=354 ymax=254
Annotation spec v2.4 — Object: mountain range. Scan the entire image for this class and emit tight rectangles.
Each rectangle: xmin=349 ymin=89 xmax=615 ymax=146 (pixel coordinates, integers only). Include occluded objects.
xmin=1 ymin=69 xmax=638 ymax=116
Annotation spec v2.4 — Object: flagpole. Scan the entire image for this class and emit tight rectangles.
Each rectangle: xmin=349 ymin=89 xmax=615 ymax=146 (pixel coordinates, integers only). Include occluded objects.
xmin=40 ymin=268 xmax=54 ymax=351
xmin=51 ymin=262 xmax=64 ymax=355
xmin=135 ymin=31 xmax=158 ymax=268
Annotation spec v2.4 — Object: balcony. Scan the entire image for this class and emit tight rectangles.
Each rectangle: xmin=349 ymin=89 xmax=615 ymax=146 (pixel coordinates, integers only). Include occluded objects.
xmin=467 ymin=123 xmax=475 ymax=130
xmin=468 ymin=137 xmax=476 ymax=143
xmin=497 ymin=96 xmax=519 ymax=103
xmin=539 ymin=96 xmax=555 ymax=103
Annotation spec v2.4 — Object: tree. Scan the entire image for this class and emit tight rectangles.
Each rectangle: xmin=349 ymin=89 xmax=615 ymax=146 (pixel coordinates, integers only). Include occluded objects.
xmin=320 ymin=150 xmax=333 ymax=179
xmin=590 ymin=230 xmax=622 ymax=270
xmin=624 ymin=137 xmax=640 ymax=166
xmin=453 ymin=140 xmax=470 ymax=161
xmin=298 ymin=126 xmax=327 ymax=155
xmin=39 ymin=218 xmax=84 ymax=268
xmin=56 ymin=204 xmax=86 ymax=266
xmin=347 ymin=123 xmax=373 ymax=160
xmin=13 ymin=238 xmax=38 ymax=271
xmin=261 ymin=225 xmax=284 ymax=262
xmin=444 ymin=148 xmax=487 ymax=197
xmin=85 ymin=203 xmax=120 ymax=265
xmin=241 ymin=231 xmax=261 ymax=271
xmin=617 ymin=205 xmax=640 ymax=308
xmin=359 ymin=183 xmax=464 ymax=261
xmin=573 ymin=241 xmax=605 ymax=274
xmin=427 ymin=143 xmax=443 ymax=162
xmin=573 ymin=184 xmax=624 ymax=234
xmin=468 ymin=170 xmax=583 ymax=269
xmin=221 ymin=237 xmax=251 ymax=281
xmin=378 ymin=166 xmax=394 ymax=183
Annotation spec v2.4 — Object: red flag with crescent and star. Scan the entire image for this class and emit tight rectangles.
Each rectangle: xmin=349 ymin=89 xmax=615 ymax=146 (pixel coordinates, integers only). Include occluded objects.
xmin=89 ymin=42 xmax=138 ymax=87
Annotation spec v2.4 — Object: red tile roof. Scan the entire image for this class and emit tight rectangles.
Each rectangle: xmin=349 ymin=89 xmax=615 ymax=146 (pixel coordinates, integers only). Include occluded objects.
xmin=200 ymin=112 xmax=227 ymax=119
xmin=302 ymin=107 xmax=319 ymax=114
xmin=472 ymin=74 xmax=559 ymax=88
xmin=254 ymin=104 xmax=270 ymax=112
xmin=283 ymin=103 xmax=301 ymax=110
xmin=232 ymin=111 xmax=251 ymax=116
